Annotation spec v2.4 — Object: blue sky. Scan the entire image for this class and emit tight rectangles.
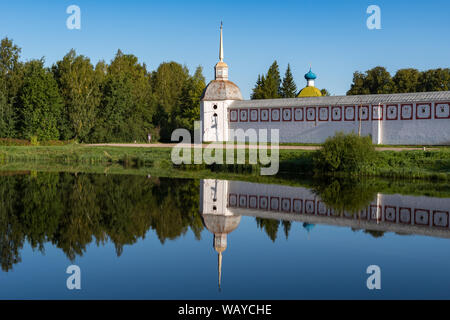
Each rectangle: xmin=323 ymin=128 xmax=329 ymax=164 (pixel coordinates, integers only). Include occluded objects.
xmin=0 ymin=0 xmax=449 ymax=98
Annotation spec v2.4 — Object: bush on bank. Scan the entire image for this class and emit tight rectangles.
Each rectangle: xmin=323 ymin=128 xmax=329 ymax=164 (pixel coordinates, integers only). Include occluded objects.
xmin=313 ymin=132 xmax=378 ymax=175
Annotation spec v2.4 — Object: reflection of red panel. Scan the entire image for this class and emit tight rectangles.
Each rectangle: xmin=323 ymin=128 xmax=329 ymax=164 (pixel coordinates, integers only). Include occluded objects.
xmin=433 ymin=210 xmax=449 ymax=228
xmin=293 ymin=199 xmax=303 ymax=214
xmin=344 ymin=106 xmax=355 ymax=121
xmin=260 ymin=108 xmax=270 ymax=122
xmin=357 ymin=106 xmax=370 ymax=121
xmin=331 ymin=106 xmax=342 ymax=121
xmin=317 ymin=200 xmax=328 ymax=215
xmin=384 ymin=205 xmax=397 ymax=222
xmin=371 ymin=105 xmax=384 ymax=120
xmin=229 ymin=109 xmax=238 ymax=122
xmin=282 ymin=108 xmax=292 ymax=122
xmin=281 ymin=198 xmax=291 ymax=212
xmin=305 ymin=199 xmax=315 ymax=214
xmin=270 ymin=196 xmax=280 ymax=211
xmin=318 ymin=106 xmax=329 ymax=121
xmin=306 ymin=107 xmax=316 ymax=122
xmin=414 ymin=208 xmax=430 ymax=226
xmin=248 ymin=195 xmax=258 ymax=209
xmin=239 ymin=194 xmax=248 ymax=208
xmin=416 ymin=103 xmax=432 ymax=120
xmin=400 ymin=104 xmax=413 ymax=120
xmin=294 ymin=107 xmax=304 ymax=121
xmin=271 ymin=108 xmax=281 ymax=122
xmin=249 ymin=108 xmax=259 ymax=122
xmin=399 ymin=207 xmax=411 ymax=224
xmin=386 ymin=104 xmax=398 ymax=120
xmin=369 ymin=205 xmax=383 ymax=221
xmin=228 ymin=193 xmax=237 ymax=207
xmin=259 ymin=195 xmax=269 ymax=210
xmin=435 ymin=102 xmax=450 ymax=119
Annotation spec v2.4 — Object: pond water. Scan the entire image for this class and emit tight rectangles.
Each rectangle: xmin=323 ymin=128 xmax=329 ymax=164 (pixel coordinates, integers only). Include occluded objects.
xmin=0 ymin=171 xmax=449 ymax=299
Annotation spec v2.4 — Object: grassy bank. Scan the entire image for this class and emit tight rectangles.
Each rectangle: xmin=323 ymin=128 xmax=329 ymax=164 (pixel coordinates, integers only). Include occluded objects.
xmin=0 ymin=144 xmax=449 ymax=180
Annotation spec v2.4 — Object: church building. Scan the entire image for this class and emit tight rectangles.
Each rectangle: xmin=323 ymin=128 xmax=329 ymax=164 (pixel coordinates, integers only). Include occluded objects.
xmin=200 ymin=24 xmax=450 ymax=145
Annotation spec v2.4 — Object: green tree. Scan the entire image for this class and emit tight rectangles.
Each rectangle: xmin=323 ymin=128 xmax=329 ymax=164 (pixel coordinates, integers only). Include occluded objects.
xmin=280 ymin=64 xmax=297 ymax=98
xmin=151 ymin=61 xmax=189 ymax=114
xmin=392 ymin=68 xmax=420 ymax=93
xmin=53 ymin=49 xmax=103 ymax=141
xmin=364 ymin=66 xmax=395 ymax=94
xmin=263 ymin=60 xmax=282 ymax=99
xmin=347 ymin=71 xmax=369 ymax=95
xmin=17 ymin=59 xmax=63 ymax=141
xmin=0 ymin=37 xmax=23 ymax=103
xmin=417 ymin=68 xmax=450 ymax=92
xmin=251 ymin=74 xmax=265 ymax=99
xmin=92 ymin=50 xmax=153 ymax=142
xmin=151 ymin=61 xmax=189 ymax=141
xmin=0 ymin=90 xmax=15 ymax=137
xmin=251 ymin=61 xmax=282 ymax=99
xmin=320 ymin=88 xmax=331 ymax=96
xmin=0 ymin=37 xmax=24 ymax=138
xmin=171 ymin=66 xmax=205 ymax=134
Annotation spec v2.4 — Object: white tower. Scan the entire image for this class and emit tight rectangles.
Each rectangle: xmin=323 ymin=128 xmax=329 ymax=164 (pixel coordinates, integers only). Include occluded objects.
xmin=200 ymin=22 xmax=243 ymax=142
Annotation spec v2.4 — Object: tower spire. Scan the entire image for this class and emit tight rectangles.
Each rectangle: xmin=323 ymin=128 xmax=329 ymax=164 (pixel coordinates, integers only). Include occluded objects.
xmin=218 ymin=251 xmax=222 ymax=291
xmin=214 ymin=21 xmax=229 ymax=81
xmin=219 ymin=21 xmax=224 ymax=62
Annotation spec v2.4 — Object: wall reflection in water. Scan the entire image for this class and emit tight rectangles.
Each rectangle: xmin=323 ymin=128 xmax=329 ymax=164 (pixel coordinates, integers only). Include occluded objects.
xmin=200 ymin=179 xmax=450 ymax=288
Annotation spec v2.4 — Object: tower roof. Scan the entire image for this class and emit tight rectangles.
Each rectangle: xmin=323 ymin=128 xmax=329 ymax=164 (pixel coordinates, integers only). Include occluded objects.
xmin=201 ymin=80 xmax=243 ymax=101
xmin=202 ymin=22 xmax=243 ymax=101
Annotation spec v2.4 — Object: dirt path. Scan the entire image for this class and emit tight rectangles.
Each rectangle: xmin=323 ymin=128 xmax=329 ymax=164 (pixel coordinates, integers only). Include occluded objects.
xmin=88 ymin=143 xmax=428 ymax=151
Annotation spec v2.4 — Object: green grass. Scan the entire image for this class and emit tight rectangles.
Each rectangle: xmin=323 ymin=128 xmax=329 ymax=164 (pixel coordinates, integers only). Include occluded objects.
xmin=0 ymin=144 xmax=449 ymax=181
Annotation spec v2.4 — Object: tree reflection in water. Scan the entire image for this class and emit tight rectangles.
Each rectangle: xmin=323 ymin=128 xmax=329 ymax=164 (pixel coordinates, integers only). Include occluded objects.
xmin=0 ymin=172 xmax=203 ymax=272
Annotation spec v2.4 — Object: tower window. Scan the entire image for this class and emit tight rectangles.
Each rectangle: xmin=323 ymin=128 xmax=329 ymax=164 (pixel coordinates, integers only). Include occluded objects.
xmin=213 ymin=113 xmax=218 ymax=117
xmin=213 ymin=105 xmax=218 ymax=110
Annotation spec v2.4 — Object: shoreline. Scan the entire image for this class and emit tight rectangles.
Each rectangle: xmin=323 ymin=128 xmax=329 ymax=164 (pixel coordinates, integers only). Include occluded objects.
xmin=0 ymin=144 xmax=449 ymax=181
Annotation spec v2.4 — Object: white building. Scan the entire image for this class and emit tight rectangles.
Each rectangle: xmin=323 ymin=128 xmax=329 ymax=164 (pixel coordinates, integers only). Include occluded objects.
xmin=200 ymin=25 xmax=450 ymax=145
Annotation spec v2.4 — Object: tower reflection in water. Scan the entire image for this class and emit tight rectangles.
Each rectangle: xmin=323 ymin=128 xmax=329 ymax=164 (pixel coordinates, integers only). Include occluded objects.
xmin=200 ymin=179 xmax=450 ymax=289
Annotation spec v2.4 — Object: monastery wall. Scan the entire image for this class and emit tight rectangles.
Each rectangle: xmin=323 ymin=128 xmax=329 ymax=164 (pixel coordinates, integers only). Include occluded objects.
xmin=227 ymin=101 xmax=450 ymax=145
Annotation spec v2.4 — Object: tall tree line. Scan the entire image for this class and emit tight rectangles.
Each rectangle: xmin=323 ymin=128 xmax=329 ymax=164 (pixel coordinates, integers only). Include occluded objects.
xmin=0 ymin=37 xmax=205 ymax=142
xmin=252 ymin=63 xmax=450 ymax=99
xmin=347 ymin=66 xmax=450 ymax=95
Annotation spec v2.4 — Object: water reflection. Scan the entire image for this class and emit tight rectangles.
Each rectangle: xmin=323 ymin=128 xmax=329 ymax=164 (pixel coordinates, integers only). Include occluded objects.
xmin=0 ymin=172 xmax=202 ymax=272
xmin=0 ymin=171 xmax=449 ymax=280
xmin=200 ymin=179 xmax=450 ymax=287
xmin=201 ymin=179 xmax=450 ymax=238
